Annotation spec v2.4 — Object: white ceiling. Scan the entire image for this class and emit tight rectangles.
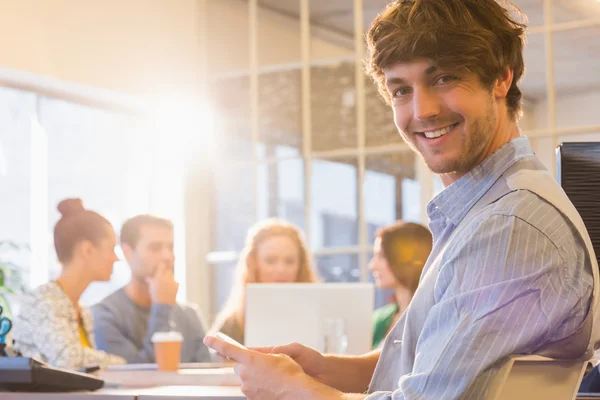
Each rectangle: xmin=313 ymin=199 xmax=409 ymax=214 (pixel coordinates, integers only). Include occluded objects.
xmin=253 ymin=0 xmax=600 ymax=101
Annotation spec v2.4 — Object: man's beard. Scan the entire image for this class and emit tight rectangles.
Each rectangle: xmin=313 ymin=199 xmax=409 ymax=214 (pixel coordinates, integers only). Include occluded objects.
xmin=417 ymin=97 xmax=496 ymax=176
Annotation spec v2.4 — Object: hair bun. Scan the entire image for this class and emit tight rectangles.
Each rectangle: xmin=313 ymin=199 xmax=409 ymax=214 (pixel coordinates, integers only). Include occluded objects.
xmin=57 ymin=198 xmax=85 ymax=218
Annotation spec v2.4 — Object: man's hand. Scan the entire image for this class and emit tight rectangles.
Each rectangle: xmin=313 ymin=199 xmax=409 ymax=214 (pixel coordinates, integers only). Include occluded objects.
xmin=257 ymin=343 xmax=380 ymax=394
xmin=204 ymin=336 xmax=343 ymax=400
xmin=253 ymin=342 xmax=328 ymax=384
xmin=147 ymin=263 xmax=178 ymax=305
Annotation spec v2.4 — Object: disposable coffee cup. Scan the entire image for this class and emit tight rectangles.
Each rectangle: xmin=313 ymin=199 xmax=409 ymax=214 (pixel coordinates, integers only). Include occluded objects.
xmin=151 ymin=331 xmax=183 ymax=371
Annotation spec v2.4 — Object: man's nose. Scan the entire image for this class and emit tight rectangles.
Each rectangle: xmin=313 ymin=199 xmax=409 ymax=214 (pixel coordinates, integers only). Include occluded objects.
xmin=413 ymin=88 xmax=441 ymax=121
xmin=161 ymin=247 xmax=174 ymax=261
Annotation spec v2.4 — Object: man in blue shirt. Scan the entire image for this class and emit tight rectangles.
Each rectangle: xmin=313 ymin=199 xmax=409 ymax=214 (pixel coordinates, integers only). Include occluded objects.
xmin=204 ymin=0 xmax=599 ymax=399
xmin=92 ymin=215 xmax=211 ymax=363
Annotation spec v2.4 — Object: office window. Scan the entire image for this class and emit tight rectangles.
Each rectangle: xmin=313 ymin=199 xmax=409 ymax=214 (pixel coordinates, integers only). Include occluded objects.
xmin=311 ymin=156 xmax=358 ymax=249
xmin=311 ymin=63 xmax=357 ymax=152
xmin=41 ymin=97 xmax=156 ymax=305
xmin=550 ymin=0 xmax=600 ymax=23
xmin=258 ymin=71 xmax=303 ymax=159
xmin=365 ymin=78 xmax=403 ymax=148
xmin=315 ymin=254 xmax=360 ymax=283
xmin=364 ymin=152 xmax=418 ymax=244
xmin=212 ymin=260 xmax=238 ymax=316
xmin=257 ymin=151 xmax=305 ymax=229
xmin=211 ymin=76 xmax=253 ymax=164
xmin=213 ymin=162 xmax=258 ymax=252
xmin=0 ymin=88 xmax=36 ymax=291
xmin=553 ymin=26 xmax=600 ymax=130
xmin=0 ymin=88 xmax=36 ymax=246
xmin=0 ymin=85 xmax=185 ymax=306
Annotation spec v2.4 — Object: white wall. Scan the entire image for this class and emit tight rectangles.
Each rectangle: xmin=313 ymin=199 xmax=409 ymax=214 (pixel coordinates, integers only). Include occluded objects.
xmin=0 ymin=0 xmax=203 ymax=97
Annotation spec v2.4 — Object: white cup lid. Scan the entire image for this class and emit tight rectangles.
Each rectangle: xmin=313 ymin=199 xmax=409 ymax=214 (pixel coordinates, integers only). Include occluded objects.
xmin=151 ymin=331 xmax=183 ymax=343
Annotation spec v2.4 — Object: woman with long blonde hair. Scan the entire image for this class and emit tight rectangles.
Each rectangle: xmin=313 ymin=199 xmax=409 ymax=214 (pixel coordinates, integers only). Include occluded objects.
xmin=209 ymin=219 xmax=317 ymax=344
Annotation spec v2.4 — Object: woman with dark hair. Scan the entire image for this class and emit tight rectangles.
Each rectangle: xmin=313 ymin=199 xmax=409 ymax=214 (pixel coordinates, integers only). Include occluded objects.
xmin=12 ymin=198 xmax=126 ymax=369
xmin=369 ymin=221 xmax=432 ymax=349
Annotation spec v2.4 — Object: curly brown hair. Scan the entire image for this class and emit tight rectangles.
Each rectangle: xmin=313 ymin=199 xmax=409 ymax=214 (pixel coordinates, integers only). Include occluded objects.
xmin=366 ymin=0 xmax=527 ymax=119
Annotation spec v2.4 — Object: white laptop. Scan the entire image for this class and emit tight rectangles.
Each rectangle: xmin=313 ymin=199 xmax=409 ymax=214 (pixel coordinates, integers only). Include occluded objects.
xmin=245 ymin=283 xmax=374 ymax=355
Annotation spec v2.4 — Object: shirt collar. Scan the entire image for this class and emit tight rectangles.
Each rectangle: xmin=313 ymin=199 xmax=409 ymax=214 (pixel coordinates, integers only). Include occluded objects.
xmin=49 ymin=281 xmax=79 ymax=320
xmin=427 ymin=136 xmax=535 ymax=226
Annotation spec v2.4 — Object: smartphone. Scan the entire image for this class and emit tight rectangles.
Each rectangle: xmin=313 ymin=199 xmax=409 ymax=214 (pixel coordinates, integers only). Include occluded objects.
xmin=215 ymin=332 xmax=247 ymax=350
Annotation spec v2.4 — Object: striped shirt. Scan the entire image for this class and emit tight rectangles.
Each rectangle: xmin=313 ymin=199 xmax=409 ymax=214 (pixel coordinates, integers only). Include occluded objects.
xmin=367 ymin=137 xmax=594 ymax=399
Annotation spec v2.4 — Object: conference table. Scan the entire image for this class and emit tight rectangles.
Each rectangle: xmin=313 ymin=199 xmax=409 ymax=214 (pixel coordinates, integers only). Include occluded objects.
xmin=0 ymin=363 xmax=246 ymax=400
xmin=3 ymin=363 xmax=600 ymax=400
xmin=3 ymin=390 xmax=600 ymax=400
xmin=3 ymin=389 xmax=599 ymax=400
xmin=0 ymin=386 xmax=245 ymax=400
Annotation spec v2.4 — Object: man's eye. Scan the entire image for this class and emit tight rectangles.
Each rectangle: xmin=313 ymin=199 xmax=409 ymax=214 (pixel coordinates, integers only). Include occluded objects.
xmin=437 ymin=75 xmax=456 ymax=84
xmin=393 ymin=87 xmax=411 ymax=97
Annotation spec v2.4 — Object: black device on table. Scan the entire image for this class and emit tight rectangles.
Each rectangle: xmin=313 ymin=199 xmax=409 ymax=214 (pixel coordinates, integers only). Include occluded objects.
xmin=0 ymin=357 xmax=105 ymax=392
xmin=0 ymin=306 xmax=104 ymax=392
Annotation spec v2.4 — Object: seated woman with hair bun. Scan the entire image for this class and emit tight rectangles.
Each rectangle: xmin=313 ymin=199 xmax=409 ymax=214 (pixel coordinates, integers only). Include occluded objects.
xmin=12 ymin=198 xmax=126 ymax=369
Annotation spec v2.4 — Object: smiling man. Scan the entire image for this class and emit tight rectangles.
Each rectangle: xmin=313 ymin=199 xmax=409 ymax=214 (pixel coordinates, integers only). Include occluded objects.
xmin=204 ymin=1 xmax=600 ymax=399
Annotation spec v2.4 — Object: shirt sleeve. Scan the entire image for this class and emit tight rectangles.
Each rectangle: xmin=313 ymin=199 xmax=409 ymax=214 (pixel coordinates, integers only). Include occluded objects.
xmin=93 ymin=302 xmax=173 ymax=364
xmin=20 ymin=295 xmax=125 ymax=369
xmin=184 ymin=304 xmax=212 ymax=362
xmin=366 ymin=214 xmax=592 ymax=400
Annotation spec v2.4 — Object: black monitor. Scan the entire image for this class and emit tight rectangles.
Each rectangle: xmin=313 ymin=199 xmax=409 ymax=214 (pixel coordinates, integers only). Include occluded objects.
xmin=556 ymin=142 xmax=600 ymax=269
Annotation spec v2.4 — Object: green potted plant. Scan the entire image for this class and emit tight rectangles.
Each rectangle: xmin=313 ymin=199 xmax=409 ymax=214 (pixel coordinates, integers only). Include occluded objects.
xmin=0 ymin=241 xmax=28 ymax=319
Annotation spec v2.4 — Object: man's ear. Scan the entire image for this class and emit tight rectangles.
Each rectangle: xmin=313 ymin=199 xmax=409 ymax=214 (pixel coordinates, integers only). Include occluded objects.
xmin=494 ymin=67 xmax=513 ymax=99
xmin=121 ymin=243 xmax=134 ymax=262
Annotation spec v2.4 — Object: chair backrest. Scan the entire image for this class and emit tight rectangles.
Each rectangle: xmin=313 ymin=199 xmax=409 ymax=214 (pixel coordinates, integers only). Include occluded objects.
xmin=485 ymin=355 xmax=588 ymax=400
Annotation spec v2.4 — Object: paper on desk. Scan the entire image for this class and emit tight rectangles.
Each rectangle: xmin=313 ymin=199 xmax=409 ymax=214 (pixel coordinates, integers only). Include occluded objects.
xmin=106 ymin=362 xmax=233 ymax=371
